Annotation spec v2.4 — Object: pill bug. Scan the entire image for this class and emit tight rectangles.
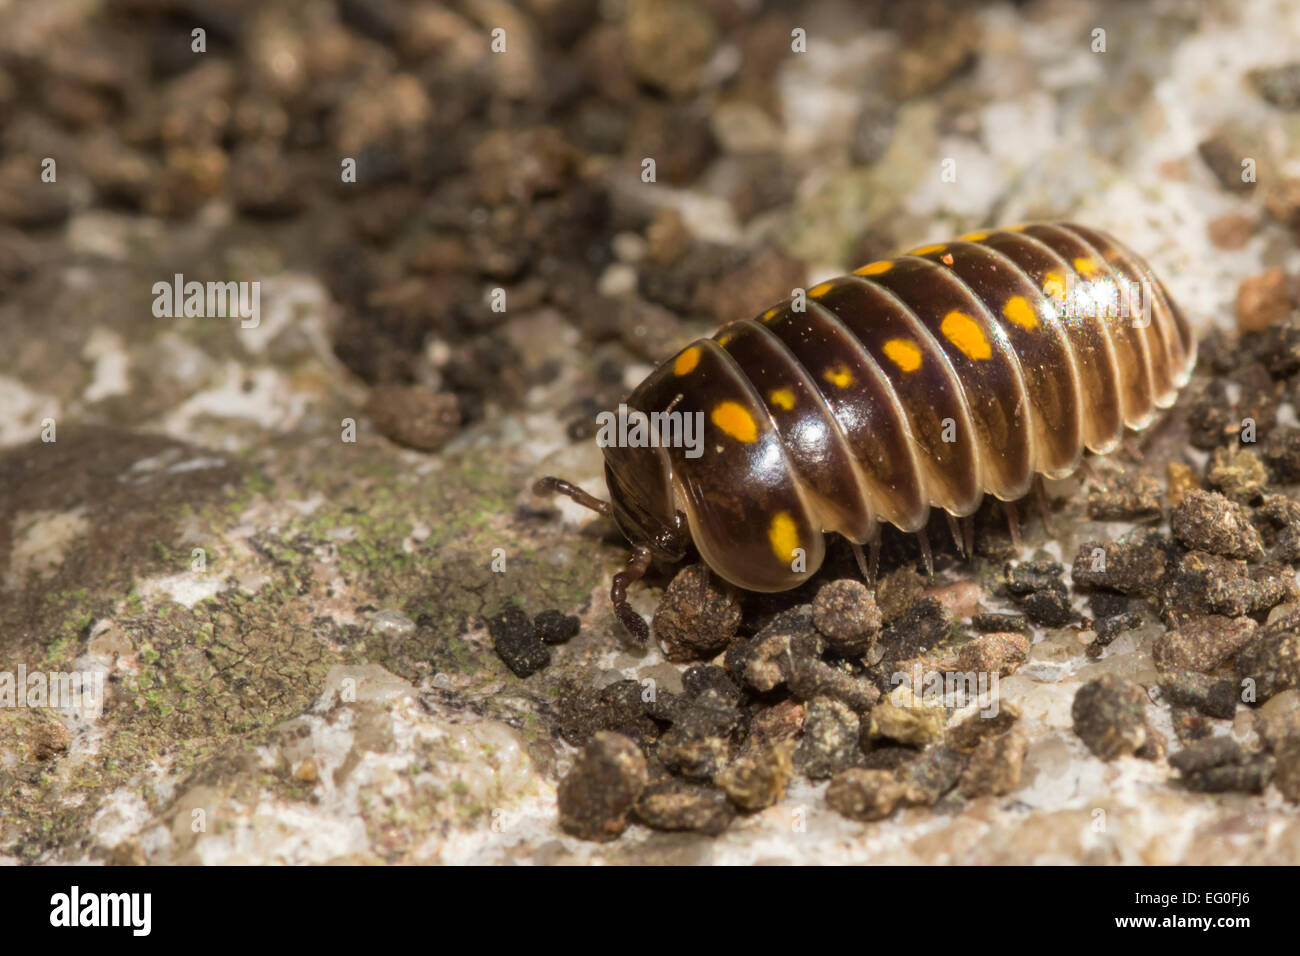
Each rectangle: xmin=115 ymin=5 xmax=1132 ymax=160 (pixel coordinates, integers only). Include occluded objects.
xmin=538 ymin=222 xmax=1196 ymax=641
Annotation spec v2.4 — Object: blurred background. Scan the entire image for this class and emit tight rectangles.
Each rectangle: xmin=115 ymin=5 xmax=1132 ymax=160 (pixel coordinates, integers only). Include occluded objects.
xmin=2 ymin=0 xmax=1300 ymax=864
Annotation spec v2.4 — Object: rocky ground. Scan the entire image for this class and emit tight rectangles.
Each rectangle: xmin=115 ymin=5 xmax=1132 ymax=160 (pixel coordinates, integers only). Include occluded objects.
xmin=3 ymin=0 xmax=1300 ymax=864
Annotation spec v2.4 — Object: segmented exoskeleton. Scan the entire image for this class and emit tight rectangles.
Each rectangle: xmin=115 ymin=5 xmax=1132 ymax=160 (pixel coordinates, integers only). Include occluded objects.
xmin=539 ymin=223 xmax=1196 ymax=640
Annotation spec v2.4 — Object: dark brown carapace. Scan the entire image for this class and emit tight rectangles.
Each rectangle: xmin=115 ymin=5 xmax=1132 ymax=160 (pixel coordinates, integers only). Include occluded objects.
xmin=538 ymin=223 xmax=1196 ymax=640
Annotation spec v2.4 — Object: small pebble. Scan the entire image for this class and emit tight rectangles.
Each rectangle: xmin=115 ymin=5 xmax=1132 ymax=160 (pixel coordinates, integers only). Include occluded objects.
xmin=1090 ymin=591 xmax=1132 ymax=620
xmin=1264 ymin=427 xmax=1300 ymax=483
xmin=1255 ymin=691 xmax=1300 ymax=751
xmin=715 ymin=740 xmax=795 ymax=811
xmin=956 ymin=632 xmax=1030 ymax=676
xmin=1166 ymin=462 xmax=1200 ymax=507
xmin=1087 ymin=472 xmax=1163 ymax=520
xmin=874 ymin=597 xmax=953 ymax=671
xmin=959 ymin=729 xmax=1028 ymax=798
xmin=875 ymin=567 xmax=927 ymax=622
xmin=1235 ymin=268 xmax=1292 ymax=333
xmin=787 ymin=657 xmax=881 ymax=713
xmin=726 ymin=606 xmax=822 ymax=692
xmin=681 ymin=664 xmax=742 ymax=706
xmin=1092 ymin=611 xmax=1143 ymax=647
xmin=794 ymin=697 xmax=862 ymax=780
xmin=1170 ymin=706 xmax=1214 ymax=743
xmin=1235 ymin=606 xmax=1300 ymax=700
xmin=632 ymin=779 xmax=734 ymax=836
xmin=1206 ymin=212 xmax=1255 ymax=250
xmin=1206 ymin=446 xmax=1268 ymax=504
xmin=652 ymin=564 xmax=743 ymax=663
xmin=1158 ymin=671 xmax=1239 ymax=719
xmin=1249 ymin=62 xmax=1300 ymax=109
xmin=1274 ymin=739 xmax=1300 ymax=802
xmin=899 ymin=746 xmax=966 ymax=806
xmin=1197 ymin=127 xmax=1259 ymax=193
xmin=866 ymin=691 xmax=946 ymax=748
xmin=970 ymin=612 xmax=1029 ymax=634
xmin=1161 ymin=550 xmax=1294 ymax=618
xmin=533 ymin=609 xmax=580 ymax=645
xmin=1183 ymin=759 xmax=1273 ymax=793
xmin=654 ymin=726 xmax=730 ymax=781
xmin=623 ymin=0 xmax=718 ymax=99
xmin=1071 ymin=532 xmax=1169 ymax=597
xmin=1071 ymin=674 xmax=1157 ymax=761
xmin=1171 ymin=490 xmax=1265 ymax=560
xmin=748 ymin=700 xmax=806 ymax=744
xmin=825 ymin=768 xmax=905 ymax=822
xmin=557 ymin=732 xmax=649 ymax=842
xmin=1169 ymin=737 xmax=1272 ymax=794
xmin=811 ymin=579 xmax=883 ymax=656
xmin=555 ymin=680 xmax=660 ymax=749
xmin=1152 ymin=614 xmax=1258 ymax=673
xmin=1169 ymin=736 xmax=1247 ymax=774
xmin=946 ymin=701 xmax=1021 ymax=754
xmin=924 ymin=580 xmax=982 ymax=620
xmin=998 ymin=561 xmax=1071 ymax=629
xmin=364 ymin=385 xmax=461 ymax=452
xmin=1265 ymin=176 xmax=1300 ymax=230
xmin=487 ymin=606 xmax=551 ymax=678
xmin=1258 ymin=495 xmax=1300 ymax=563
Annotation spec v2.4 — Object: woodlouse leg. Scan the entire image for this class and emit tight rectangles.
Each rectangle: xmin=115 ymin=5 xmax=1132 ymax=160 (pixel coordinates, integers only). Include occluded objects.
xmin=962 ymin=515 xmax=975 ymax=562
xmin=532 ymin=476 xmax=612 ymax=518
xmin=944 ymin=511 xmax=964 ymax=557
xmin=850 ymin=540 xmax=871 ymax=587
xmin=1005 ymin=500 xmax=1023 ymax=550
xmin=916 ymin=530 xmax=934 ymax=579
xmin=868 ymin=536 xmax=881 ymax=588
xmin=1033 ymin=475 xmax=1055 ymax=535
xmin=610 ymin=544 xmax=653 ymax=643
xmin=1076 ymin=457 xmax=1098 ymax=487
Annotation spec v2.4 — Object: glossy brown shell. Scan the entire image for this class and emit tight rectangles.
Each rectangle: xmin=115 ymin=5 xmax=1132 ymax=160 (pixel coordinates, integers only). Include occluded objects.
xmin=608 ymin=222 xmax=1196 ymax=593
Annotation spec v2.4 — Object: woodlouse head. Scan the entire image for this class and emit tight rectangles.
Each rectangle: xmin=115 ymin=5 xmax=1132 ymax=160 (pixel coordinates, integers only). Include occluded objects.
xmin=602 ymin=443 xmax=688 ymax=562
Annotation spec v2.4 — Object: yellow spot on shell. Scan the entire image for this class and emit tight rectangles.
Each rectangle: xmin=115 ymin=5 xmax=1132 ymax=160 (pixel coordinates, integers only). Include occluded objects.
xmin=768 ymin=511 xmax=800 ymax=564
xmin=959 ymin=231 xmax=989 ymax=241
xmin=761 ymin=306 xmax=780 ymax=322
xmin=809 ymin=282 xmax=834 ymax=298
xmin=1042 ymin=271 xmax=1067 ymax=300
xmin=1073 ymin=256 xmax=1100 ymax=278
xmin=769 ymin=388 xmax=796 ymax=411
xmin=823 ymin=364 xmax=854 ymax=388
xmin=717 ymin=332 xmax=733 ymax=346
xmin=1005 ymin=224 xmax=1026 ymax=232
xmin=711 ymin=400 xmax=758 ymax=443
xmin=909 ymin=243 xmax=946 ymax=256
xmin=883 ymin=338 xmax=923 ymax=372
xmin=674 ymin=346 xmax=701 ymax=376
xmin=941 ymin=310 xmax=991 ymax=360
xmin=854 ymin=260 xmax=893 ymax=276
xmin=1002 ymin=295 xmax=1038 ymax=330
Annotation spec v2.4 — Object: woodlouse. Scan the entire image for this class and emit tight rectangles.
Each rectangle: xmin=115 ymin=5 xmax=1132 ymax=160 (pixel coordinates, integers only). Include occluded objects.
xmin=539 ymin=222 xmax=1196 ymax=640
